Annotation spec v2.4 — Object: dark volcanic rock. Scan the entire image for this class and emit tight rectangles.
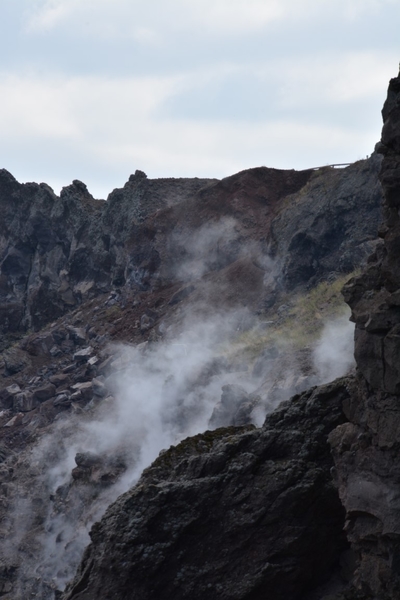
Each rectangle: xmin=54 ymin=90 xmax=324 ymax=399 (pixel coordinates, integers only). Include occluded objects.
xmin=32 ymin=383 xmax=56 ymax=402
xmin=269 ymin=155 xmax=383 ymax=292
xmin=344 ymin=76 xmax=400 ymax=396
xmin=0 ymin=157 xmax=383 ymax=343
xmin=329 ymin=72 xmax=400 ymax=599
xmin=3 ymin=346 xmax=30 ymax=375
xmin=0 ymin=383 xmax=20 ymax=408
xmin=63 ymin=380 xmax=349 ymax=600
xmin=0 ymin=172 xmax=215 ymax=335
xmin=0 ymin=89 xmax=389 ymax=600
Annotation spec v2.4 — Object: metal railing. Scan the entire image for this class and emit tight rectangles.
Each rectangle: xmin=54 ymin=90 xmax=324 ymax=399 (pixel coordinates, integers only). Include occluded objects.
xmin=309 ymin=162 xmax=353 ymax=170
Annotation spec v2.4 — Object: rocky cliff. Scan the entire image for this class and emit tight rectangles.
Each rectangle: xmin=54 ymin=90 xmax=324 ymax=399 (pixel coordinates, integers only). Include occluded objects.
xmin=64 ymin=381 xmax=350 ymax=600
xmin=0 ymin=83 xmax=391 ymax=599
xmin=330 ymin=72 xmax=400 ymax=599
xmin=0 ymin=158 xmax=381 ymax=344
xmin=0 ymin=171 xmax=216 ymax=337
xmin=62 ymin=74 xmax=400 ymax=600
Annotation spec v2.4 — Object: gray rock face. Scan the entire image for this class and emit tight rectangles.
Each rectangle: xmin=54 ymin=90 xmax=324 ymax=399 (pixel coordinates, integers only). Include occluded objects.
xmin=269 ymin=155 xmax=383 ymax=292
xmin=329 ymin=379 xmax=400 ymax=599
xmin=0 ymin=383 xmax=20 ymax=408
xmin=3 ymin=346 xmax=30 ymax=375
xmin=328 ymin=73 xmax=400 ymax=599
xmin=343 ymin=76 xmax=400 ymax=396
xmin=0 ymin=171 xmax=215 ymax=334
xmin=63 ymin=380 xmax=349 ymax=600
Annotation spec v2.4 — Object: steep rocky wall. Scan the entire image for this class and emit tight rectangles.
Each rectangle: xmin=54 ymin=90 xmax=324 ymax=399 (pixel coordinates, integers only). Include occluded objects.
xmin=0 ymin=171 xmax=215 ymax=337
xmin=270 ymin=156 xmax=383 ymax=292
xmin=0 ymin=100 xmax=389 ymax=599
xmin=328 ymin=72 xmax=400 ymax=599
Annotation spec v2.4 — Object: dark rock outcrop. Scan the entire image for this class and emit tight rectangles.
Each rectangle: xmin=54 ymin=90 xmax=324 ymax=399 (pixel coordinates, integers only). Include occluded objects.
xmin=269 ymin=155 xmax=383 ymax=292
xmin=62 ymin=77 xmax=400 ymax=600
xmin=63 ymin=380 xmax=350 ymax=600
xmin=328 ymin=72 xmax=400 ymax=599
xmin=0 ymin=172 xmax=215 ymax=335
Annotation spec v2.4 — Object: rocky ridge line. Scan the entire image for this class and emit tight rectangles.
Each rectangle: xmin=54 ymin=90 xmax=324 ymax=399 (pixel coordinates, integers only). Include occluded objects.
xmin=0 ymin=159 xmax=381 ymax=344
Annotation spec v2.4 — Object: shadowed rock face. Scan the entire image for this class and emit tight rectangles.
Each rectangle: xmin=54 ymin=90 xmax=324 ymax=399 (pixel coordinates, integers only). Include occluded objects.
xmin=0 ymin=172 xmax=216 ymax=335
xmin=344 ymin=75 xmax=400 ymax=396
xmin=269 ymin=155 xmax=383 ymax=292
xmin=63 ymin=380 xmax=349 ymax=600
xmin=329 ymin=73 xmax=400 ymax=599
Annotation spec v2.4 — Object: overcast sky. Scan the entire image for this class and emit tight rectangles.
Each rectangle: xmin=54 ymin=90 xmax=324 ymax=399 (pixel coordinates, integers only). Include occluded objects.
xmin=0 ymin=0 xmax=398 ymax=198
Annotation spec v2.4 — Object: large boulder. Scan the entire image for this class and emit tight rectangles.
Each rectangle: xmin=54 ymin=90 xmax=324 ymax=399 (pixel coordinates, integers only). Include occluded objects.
xmin=63 ymin=379 xmax=349 ymax=600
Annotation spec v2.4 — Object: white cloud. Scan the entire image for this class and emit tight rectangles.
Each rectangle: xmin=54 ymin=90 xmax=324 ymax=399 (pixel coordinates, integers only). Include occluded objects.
xmin=0 ymin=57 xmax=385 ymax=197
xmin=91 ymin=117 xmax=369 ymax=173
xmin=0 ymin=72 xmax=178 ymax=140
xmin=24 ymin=0 xmax=81 ymax=32
xmin=340 ymin=0 xmax=398 ymax=20
xmin=274 ymin=51 xmax=396 ymax=107
xmin=0 ymin=74 xmax=80 ymax=139
xmin=132 ymin=26 xmax=160 ymax=46
xmin=275 ymin=0 xmax=398 ymax=20
xmin=23 ymin=0 xmax=283 ymax=36
xmin=175 ymin=0 xmax=284 ymax=34
xmin=25 ymin=0 xmax=397 ymax=38
xmin=23 ymin=0 xmax=400 ymax=39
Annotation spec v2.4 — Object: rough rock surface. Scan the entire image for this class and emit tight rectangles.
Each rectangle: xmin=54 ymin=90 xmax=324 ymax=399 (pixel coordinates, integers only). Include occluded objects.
xmin=0 ymin=171 xmax=215 ymax=336
xmin=0 ymin=159 xmax=382 ymax=344
xmin=269 ymin=155 xmax=383 ymax=293
xmin=328 ymin=72 xmax=400 ymax=599
xmin=64 ymin=380 xmax=349 ymax=600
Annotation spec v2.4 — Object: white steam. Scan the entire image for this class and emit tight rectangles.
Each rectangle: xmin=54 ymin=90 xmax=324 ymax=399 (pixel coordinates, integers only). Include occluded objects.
xmin=171 ymin=217 xmax=240 ymax=281
xmin=16 ymin=310 xmax=257 ymax=596
xmin=312 ymin=309 xmax=355 ymax=383
xmin=5 ymin=211 xmax=357 ymax=599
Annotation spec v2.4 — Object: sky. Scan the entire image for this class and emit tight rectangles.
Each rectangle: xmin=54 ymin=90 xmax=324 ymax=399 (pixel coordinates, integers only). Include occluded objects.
xmin=0 ymin=0 xmax=398 ymax=199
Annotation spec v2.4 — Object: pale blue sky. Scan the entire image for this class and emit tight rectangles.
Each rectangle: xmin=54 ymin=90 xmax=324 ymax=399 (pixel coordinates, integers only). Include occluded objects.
xmin=0 ymin=0 xmax=398 ymax=198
